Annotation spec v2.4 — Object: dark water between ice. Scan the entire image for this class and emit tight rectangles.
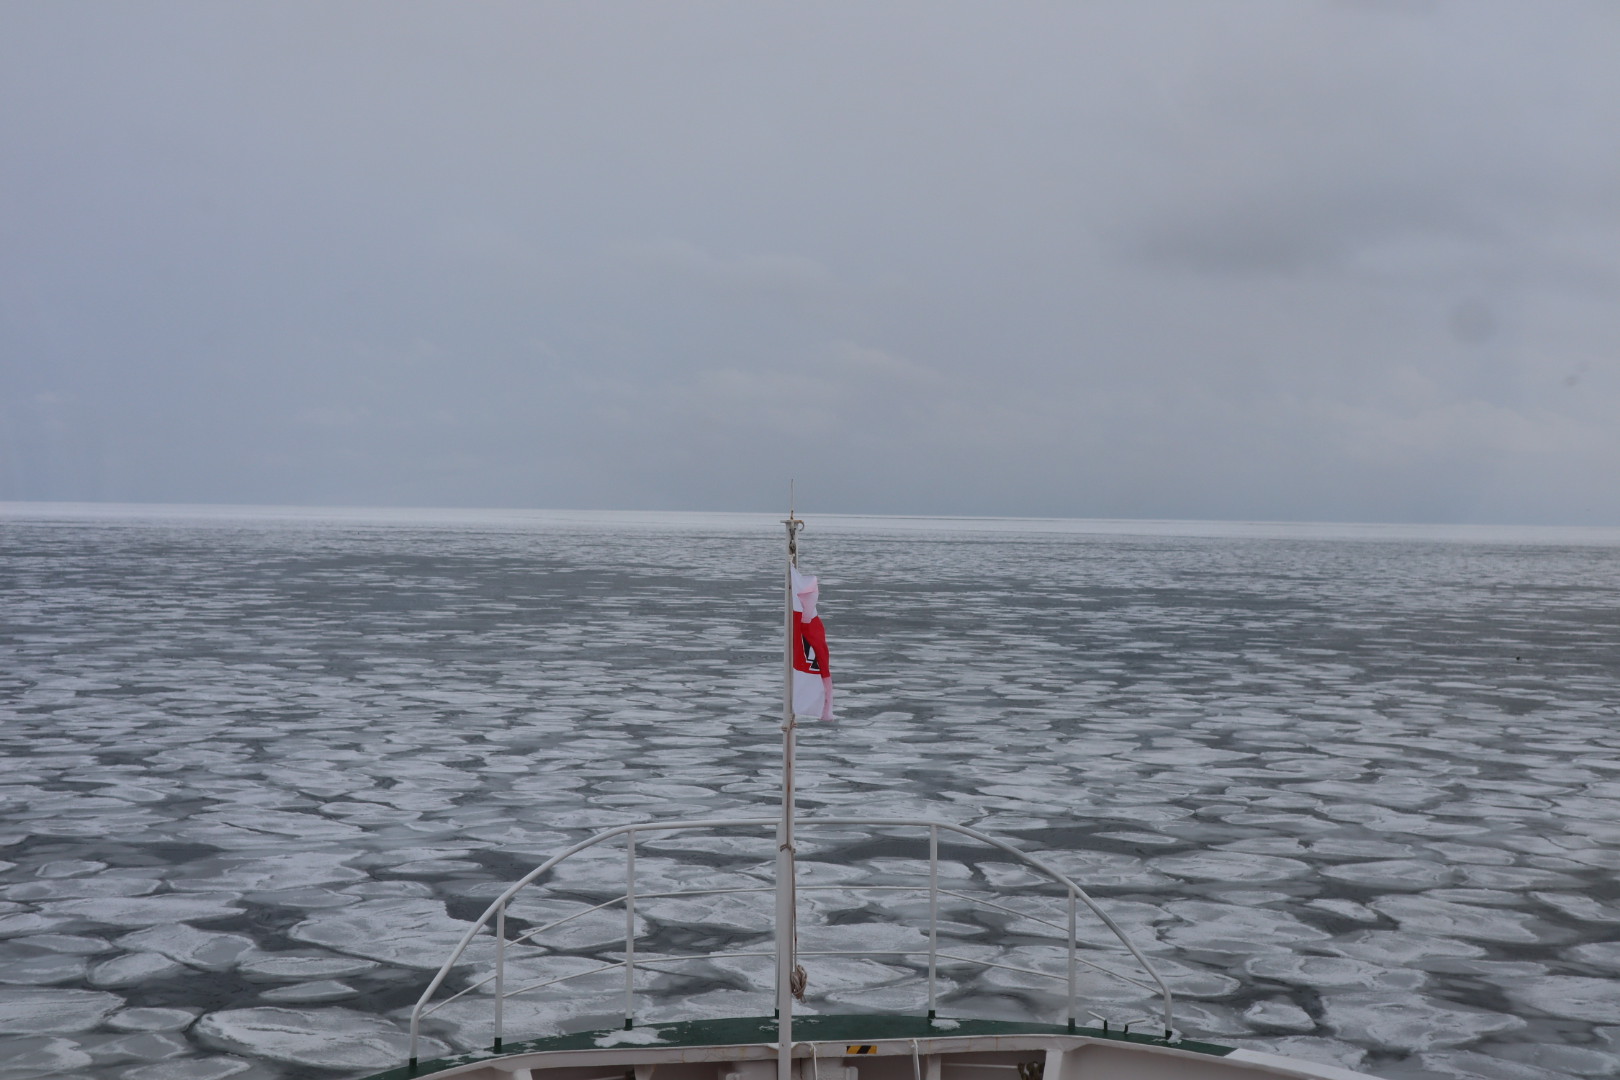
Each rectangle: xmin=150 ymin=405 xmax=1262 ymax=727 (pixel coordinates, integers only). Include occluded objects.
xmin=3 ymin=507 xmax=1620 ymax=1080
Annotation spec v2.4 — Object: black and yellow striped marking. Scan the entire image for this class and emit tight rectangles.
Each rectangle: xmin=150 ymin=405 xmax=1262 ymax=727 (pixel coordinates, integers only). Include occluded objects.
xmin=845 ymin=1046 xmax=878 ymax=1055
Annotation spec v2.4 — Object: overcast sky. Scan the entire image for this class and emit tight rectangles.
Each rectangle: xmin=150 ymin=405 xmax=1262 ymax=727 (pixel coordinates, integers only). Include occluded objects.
xmin=2 ymin=2 xmax=1616 ymax=523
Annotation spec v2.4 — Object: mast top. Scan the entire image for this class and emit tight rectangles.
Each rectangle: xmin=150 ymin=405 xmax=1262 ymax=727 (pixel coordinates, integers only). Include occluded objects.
xmin=783 ymin=480 xmax=803 ymax=566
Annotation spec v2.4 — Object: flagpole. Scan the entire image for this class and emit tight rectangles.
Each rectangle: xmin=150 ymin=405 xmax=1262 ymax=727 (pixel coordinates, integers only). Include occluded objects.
xmin=776 ymin=500 xmax=801 ymax=1080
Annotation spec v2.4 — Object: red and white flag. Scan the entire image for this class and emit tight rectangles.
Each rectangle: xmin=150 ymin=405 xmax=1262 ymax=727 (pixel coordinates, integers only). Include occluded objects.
xmin=791 ymin=566 xmax=834 ymax=721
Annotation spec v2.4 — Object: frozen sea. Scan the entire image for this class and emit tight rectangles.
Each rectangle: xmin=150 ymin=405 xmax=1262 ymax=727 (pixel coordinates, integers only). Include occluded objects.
xmin=3 ymin=505 xmax=1620 ymax=1080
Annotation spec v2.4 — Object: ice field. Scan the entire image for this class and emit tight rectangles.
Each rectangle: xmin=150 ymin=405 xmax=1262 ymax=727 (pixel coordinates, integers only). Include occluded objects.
xmin=2 ymin=506 xmax=1619 ymax=1080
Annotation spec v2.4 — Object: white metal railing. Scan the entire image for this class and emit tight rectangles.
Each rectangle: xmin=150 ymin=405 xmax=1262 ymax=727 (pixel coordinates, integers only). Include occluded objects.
xmin=406 ymin=817 xmax=1175 ymax=1067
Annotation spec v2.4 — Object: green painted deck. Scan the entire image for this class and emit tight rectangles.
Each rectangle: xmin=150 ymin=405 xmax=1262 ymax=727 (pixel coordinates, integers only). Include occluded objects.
xmin=365 ymin=1014 xmax=1235 ymax=1080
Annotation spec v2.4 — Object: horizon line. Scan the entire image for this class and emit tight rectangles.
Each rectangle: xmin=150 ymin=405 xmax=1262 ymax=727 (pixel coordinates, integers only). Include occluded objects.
xmin=3 ymin=498 xmax=1619 ymax=535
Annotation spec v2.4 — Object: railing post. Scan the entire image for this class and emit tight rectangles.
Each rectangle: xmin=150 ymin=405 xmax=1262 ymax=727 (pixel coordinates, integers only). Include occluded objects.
xmin=927 ymin=824 xmax=938 ymax=1020
xmin=408 ymin=1008 xmax=419 ymax=1072
xmin=1067 ymin=888 xmax=1077 ymax=1032
xmin=494 ymin=899 xmax=505 ymax=1051
xmin=624 ymin=829 xmax=636 ymax=1029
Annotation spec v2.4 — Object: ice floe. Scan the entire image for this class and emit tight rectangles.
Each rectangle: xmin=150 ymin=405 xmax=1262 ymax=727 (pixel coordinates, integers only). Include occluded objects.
xmin=1320 ymin=992 xmax=1525 ymax=1051
xmin=3 ymin=876 xmax=163 ymax=901
xmin=1161 ymin=1000 xmax=1250 ymax=1037
xmin=90 ymin=1030 xmax=193 ymax=1063
xmin=1242 ymin=999 xmax=1315 ymax=1032
xmin=1533 ymin=891 xmax=1620 ymax=923
xmin=107 ymin=1006 xmax=201 ymax=1031
xmin=88 ymin=951 xmax=187 ymax=987
xmin=243 ymin=886 xmax=360 ymax=909
xmin=44 ymin=895 xmax=244 ymax=928
xmin=416 ymin=990 xmax=617 ymax=1051
xmin=0 ymin=1036 xmax=95 ymax=1077
xmin=195 ymin=1006 xmax=450 ymax=1069
xmin=1564 ymin=941 xmax=1620 ymax=971
xmin=640 ymin=891 xmax=775 ymax=934
xmin=1507 ymin=976 xmax=1620 ymax=1023
xmin=1124 ymin=956 xmax=1239 ymax=999
xmin=1161 ymin=902 xmax=1331 ymax=954
xmin=122 ymin=1057 xmax=255 ymax=1080
xmin=287 ymin=898 xmax=490 ymax=969
xmin=1244 ymin=953 xmax=1427 ymax=992
xmin=238 ymin=953 xmax=379 ymax=980
xmin=1236 ymin=1035 xmax=1366 ymax=1071
xmin=1042 ymin=850 xmax=1173 ymax=890
xmin=1459 ymin=864 xmax=1582 ymax=890
xmin=504 ymin=895 xmax=649 ymax=951
xmin=1369 ymin=896 xmax=1550 ymax=944
xmin=258 ymin=978 xmax=359 ymax=1002
xmin=21 ymin=933 xmax=112 ymax=955
xmin=0 ymin=912 xmax=73 ymax=938
xmin=1153 ymin=852 xmax=1310 ymax=884
xmin=1489 ymin=1042 xmax=1620 ymax=1077
xmin=170 ymin=852 xmax=367 ymax=892
xmin=1320 ymin=859 xmax=1457 ymax=890
xmin=0 ymin=985 xmax=123 ymax=1034
xmin=1305 ymin=899 xmax=1379 ymax=923
xmin=0 ymin=948 xmax=88 ymax=985
xmin=115 ymin=924 xmax=261 ymax=972
xmin=1331 ymin=930 xmax=1485 ymax=966
xmin=1408 ymin=1049 xmax=1579 ymax=1080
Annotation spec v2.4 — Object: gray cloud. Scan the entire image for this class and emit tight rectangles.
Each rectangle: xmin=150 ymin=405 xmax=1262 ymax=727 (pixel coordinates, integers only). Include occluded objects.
xmin=2 ymin=1 xmax=1617 ymax=522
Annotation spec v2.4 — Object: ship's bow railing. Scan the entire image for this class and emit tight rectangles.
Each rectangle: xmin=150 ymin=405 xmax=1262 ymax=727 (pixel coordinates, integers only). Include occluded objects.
xmin=405 ymin=816 xmax=1176 ymax=1069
